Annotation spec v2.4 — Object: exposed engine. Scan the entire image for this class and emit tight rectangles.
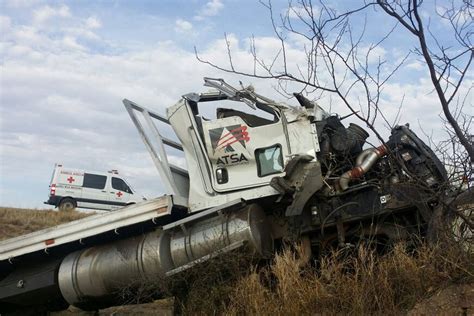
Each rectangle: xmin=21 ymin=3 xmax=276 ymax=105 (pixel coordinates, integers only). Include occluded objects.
xmin=260 ymin=90 xmax=448 ymax=252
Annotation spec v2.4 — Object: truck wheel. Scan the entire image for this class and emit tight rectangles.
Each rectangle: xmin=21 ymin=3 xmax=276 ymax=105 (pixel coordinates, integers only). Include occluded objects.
xmin=59 ymin=198 xmax=76 ymax=212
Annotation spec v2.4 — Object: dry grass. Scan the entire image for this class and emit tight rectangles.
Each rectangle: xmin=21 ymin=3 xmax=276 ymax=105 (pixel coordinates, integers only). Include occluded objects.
xmin=175 ymin=249 xmax=258 ymax=314
xmin=0 ymin=207 xmax=91 ymax=241
xmin=119 ymin=245 xmax=259 ymax=314
xmin=175 ymin=239 xmax=473 ymax=315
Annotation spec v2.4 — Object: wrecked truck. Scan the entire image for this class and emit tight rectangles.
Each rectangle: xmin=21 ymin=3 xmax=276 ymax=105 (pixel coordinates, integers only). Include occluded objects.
xmin=0 ymin=78 xmax=448 ymax=313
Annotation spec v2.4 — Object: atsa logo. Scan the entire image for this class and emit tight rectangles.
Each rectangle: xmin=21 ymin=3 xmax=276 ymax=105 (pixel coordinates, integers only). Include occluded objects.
xmin=209 ymin=124 xmax=250 ymax=165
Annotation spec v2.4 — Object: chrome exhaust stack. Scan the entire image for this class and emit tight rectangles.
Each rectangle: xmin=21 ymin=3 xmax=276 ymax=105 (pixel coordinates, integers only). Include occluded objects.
xmin=339 ymin=145 xmax=388 ymax=191
xmin=58 ymin=204 xmax=272 ymax=310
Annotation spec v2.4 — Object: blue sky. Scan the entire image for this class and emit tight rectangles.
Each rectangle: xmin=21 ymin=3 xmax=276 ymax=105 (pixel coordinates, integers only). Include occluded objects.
xmin=0 ymin=0 xmax=471 ymax=208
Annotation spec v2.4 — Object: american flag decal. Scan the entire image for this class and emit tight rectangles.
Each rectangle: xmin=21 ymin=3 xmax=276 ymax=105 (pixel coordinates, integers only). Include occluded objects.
xmin=210 ymin=125 xmax=250 ymax=154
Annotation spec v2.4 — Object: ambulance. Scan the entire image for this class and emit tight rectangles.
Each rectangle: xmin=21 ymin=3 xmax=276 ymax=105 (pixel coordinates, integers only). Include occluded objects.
xmin=45 ymin=164 xmax=145 ymax=211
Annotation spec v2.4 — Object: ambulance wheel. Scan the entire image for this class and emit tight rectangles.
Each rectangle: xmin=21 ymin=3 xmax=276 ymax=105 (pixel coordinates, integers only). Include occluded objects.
xmin=59 ymin=198 xmax=76 ymax=212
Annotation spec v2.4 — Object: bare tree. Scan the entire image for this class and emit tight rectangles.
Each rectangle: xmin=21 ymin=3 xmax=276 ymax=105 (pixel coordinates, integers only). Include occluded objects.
xmin=195 ymin=0 xmax=473 ymax=162
xmin=376 ymin=0 xmax=473 ymax=161
xmin=197 ymin=1 xmax=407 ymax=144
xmin=374 ymin=0 xmax=473 ymax=241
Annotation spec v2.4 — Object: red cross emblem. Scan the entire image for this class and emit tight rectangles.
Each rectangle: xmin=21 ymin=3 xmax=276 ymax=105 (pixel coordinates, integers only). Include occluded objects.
xmin=67 ymin=176 xmax=75 ymax=183
xmin=116 ymin=191 xmax=123 ymax=197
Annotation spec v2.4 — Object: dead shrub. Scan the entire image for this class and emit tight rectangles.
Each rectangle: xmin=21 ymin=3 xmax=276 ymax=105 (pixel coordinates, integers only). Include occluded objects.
xmin=224 ymin=239 xmax=473 ymax=315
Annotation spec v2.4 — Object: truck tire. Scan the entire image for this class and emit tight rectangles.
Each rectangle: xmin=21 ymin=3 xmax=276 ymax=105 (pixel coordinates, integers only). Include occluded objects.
xmin=59 ymin=198 xmax=76 ymax=212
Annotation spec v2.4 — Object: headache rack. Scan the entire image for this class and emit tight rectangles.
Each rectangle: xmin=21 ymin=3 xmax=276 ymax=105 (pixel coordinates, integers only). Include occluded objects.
xmin=123 ymin=99 xmax=189 ymax=200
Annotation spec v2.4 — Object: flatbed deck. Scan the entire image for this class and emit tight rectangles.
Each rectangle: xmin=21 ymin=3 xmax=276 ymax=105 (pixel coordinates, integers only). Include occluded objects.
xmin=0 ymin=195 xmax=187 ymax=262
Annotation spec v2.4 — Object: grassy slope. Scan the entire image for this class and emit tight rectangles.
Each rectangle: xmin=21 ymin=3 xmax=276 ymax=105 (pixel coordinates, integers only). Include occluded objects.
xmin=0 ymin=207 xmax=91 ymax=241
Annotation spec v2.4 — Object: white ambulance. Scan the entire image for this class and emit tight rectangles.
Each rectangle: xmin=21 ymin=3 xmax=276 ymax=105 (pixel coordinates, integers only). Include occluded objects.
xmin=45 ymin=164 xmax=145 ymax=211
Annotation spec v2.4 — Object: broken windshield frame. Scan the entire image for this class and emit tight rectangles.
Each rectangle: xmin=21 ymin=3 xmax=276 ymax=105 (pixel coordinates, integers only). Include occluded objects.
xmin=183 ymin=78 xmax=283 ymax=122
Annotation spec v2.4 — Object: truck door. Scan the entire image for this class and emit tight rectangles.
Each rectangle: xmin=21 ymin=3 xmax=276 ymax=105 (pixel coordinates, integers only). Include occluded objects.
xmin=110 ymin=177 xmax=133 ymax=206
xmin=201 ymin=109 xmax=288 ymax=192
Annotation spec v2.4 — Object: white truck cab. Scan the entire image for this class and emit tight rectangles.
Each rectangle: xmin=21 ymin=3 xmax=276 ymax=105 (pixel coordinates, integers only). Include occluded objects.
xmin=45 ymin=164 xmax=145 ymax=211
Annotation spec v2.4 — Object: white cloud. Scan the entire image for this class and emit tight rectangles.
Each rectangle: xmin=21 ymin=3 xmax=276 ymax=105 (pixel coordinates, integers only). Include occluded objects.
xmin=3 ymin=24 xmax=92 ymax=54
xmin=64 ymin=26 xmax=100 ymax=41
xmin=62 ymin=36 xmax=87 ymax=51
xmin=85 ymin=16 xmax=102 ymax=29
xmin=0 ymin=15 xmax=12 ymax=31
xmin=12 ymin=26 xmax=45 ymax=46
xmin=194 ymin=0 xmax=224 ymax=21
xmin=175 ymin=18 xmax=193 ymax=33
xmin=33 ymin=4 xmax=71 ymax=24
xmin=406 ymin=61 xmax=424 ymax=70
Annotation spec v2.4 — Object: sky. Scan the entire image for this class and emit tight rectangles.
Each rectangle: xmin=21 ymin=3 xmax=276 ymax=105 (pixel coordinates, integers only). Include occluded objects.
xmin=0 ymin=0 xmax=472 ymax=208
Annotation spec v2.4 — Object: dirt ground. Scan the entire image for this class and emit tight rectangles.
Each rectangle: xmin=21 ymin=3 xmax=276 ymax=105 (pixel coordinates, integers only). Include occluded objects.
xmin=408 ymin=283 xmax=474 ymax=316
xmin=49 ymin=285 xmax=474 ymax=316
xmin=50 ymin=298 xmax=175 ymax=316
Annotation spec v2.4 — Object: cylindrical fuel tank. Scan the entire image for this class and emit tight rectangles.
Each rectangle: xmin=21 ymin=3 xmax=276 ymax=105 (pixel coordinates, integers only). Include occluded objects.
xmin=58 ymin=230 xmax=171 ymax=310
xmin=168 ymin=203 xmax=272 ymax=268
xmin=58 ymin=204 xmax=271 ymax=309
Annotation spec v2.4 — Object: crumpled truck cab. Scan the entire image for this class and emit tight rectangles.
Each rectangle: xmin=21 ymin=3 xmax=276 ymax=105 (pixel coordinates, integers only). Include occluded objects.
xmin=166 ymin=78 xmax=321 ymax=212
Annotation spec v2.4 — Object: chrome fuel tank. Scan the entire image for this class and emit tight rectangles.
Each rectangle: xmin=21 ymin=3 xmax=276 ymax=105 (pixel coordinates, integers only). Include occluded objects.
xmin=168 ymin=203 xmax=272 ymax=268
xmin=58 ymin=230 xmax=171 ymax=309
xmin=58 ymin=204 xmax=271 ymax=309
